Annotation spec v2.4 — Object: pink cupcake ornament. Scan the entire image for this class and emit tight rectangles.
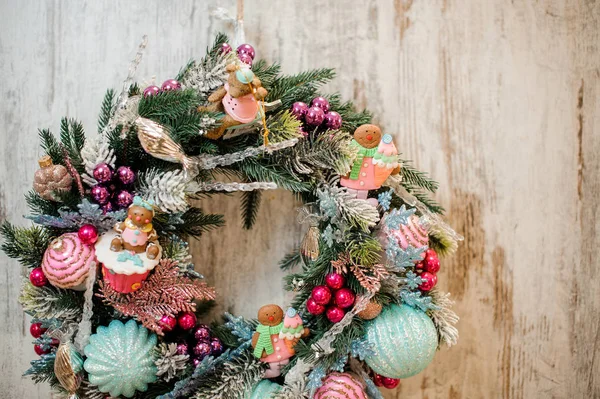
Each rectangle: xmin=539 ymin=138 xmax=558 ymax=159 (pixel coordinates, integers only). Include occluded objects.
xmin=42 ymin=233 xmax=96 ymax=290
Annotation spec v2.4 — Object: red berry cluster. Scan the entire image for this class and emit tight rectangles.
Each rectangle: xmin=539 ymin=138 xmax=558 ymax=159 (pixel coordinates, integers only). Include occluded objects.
xmin=30 ymin=322 xmax=58 ymax=356
xmin=372 ymin=372 xmax=400 ymax=389
xmin=416 ymin=248 xmax=441 ymax=291
xmin=306 ymin=273 xmax=355 ymax=323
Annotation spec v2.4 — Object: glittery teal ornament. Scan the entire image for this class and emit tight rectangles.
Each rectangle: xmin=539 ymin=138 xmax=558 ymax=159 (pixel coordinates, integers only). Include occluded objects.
xmin=84 ymin=319 xmax=158 ymax=398
xmin=364 ymin=304 xmax=437 ymax=379
xmin=246 ymin=380 xmax=281 ymax=399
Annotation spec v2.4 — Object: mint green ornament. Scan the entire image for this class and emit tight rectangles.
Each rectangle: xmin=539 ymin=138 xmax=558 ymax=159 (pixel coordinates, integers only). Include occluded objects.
xmin=364 ymin=304 xmax=437 ymax=379
xmin=84 ymin=319 xmax=158 ymax=398
xmin=246 ymin=380 xmax=281 ymax=399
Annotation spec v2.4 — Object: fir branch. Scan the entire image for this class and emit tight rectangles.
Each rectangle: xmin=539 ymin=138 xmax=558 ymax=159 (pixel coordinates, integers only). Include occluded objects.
xmin=19 ymin=280 xmax=83 ymax=321
xmin=1 ymin=222 xmax=53 ymax=268
xmin=265 ymin=110 xmax=303 ymax=143
xmin=177 ymin=208 xmax=225 ymax=238
xmin=267 ymin=69 xmax=336 ymax=109
xmin=279 ymin=248 xmax=301 ymax=271
xmin=238 ymin=159 xmax=310 ymax=192
xmin=429 ymin=289 xmax=459 ymax=347
xmin=241 ymin=189 xmax=261 ymax=230
xmin=24 ymin=353 xmax=59 ymax=385
xmin=251 ymin=59 xmax=281 ymax=90
xmin=59 ymin=118 xmax=86 ymax=171
xmin=400 ymin=158 xmax=439 ymax=193
xmin=138 ymin=89 xmax=201 ymax=121
xmin=98 ymin=89 xmax=116 ymax=134
xmin=38 ymin=128 xmax=63 ymax=165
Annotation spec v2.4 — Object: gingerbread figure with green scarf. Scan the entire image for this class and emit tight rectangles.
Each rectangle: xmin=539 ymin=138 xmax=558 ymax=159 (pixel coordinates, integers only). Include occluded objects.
xmin=341 ymin=124 xmax=401 ymax=201
xmin=252 ymin=305 xmax=309 ymax=378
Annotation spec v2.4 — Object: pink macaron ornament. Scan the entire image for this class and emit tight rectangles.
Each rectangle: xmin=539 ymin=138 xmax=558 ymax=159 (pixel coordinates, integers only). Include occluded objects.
xmin=41 ymin=233 xmax=96 ymax=290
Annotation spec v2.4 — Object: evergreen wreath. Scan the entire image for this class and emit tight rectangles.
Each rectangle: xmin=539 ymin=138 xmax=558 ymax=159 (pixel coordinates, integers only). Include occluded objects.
xmin=2 ymin=33 xmax=463 ymax=399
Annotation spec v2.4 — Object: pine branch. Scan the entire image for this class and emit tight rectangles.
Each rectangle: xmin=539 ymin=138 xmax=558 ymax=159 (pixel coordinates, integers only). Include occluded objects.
xmin=252 ymin=59 xmax=281 ymax=90
xmin=59 ymin=118 xmax=86 ymax=171
xmin=1 ymin=222 xmax=53 ymax=268
xmin=178 ymin=208 xmax=225 ymax=238
xmin=241 ymin=189 xmax=261 ymax=230
xmin=138 ymin=89 xmax=201 ymax=122
xmin=238 ymin=159 xmax=310 ymax=193
xmin=400 ymin=158 xmax=439 ymax=193
xmin=98 ymin=89 xmax=116 ymax=134
xmin=24 ymin=353 xmax=59 ymax=385
xmin=38 ymin=128 xmax=63 ymax=165
xmin=19 ymin=280 xmax=83 ymax=321
xmin=267 ymin=68 xmax=336 ymax=109
xmin=279 ymin=248 xmax=301 ymax=271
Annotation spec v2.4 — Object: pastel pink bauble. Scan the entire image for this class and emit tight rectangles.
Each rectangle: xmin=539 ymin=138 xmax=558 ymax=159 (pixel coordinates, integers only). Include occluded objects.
xmin=382 ymin=215 xmax=429 ymax=260
xmin=42 ymin=233 xmax=95 ymax=290
xmin=314 ymin=372 xmax=367 ymax=399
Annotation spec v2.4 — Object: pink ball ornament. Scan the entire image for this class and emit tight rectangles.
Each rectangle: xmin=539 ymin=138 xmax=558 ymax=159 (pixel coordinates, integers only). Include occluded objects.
xmin=193 ymin=340 xmax=212 ymax=360
xmin=325 ymin=272 xmax=346 ymax=290
xmin=91 ymin=185 xmax=110 ymax=205
xmin=143 ymin=85 xmax=161 ymax=98
xmin=176 ymin=342 xmax=189 ymax=356
xmin=238 ymin=53 xmax=253 ymax=66
xmin=159 ymin=315 xmax=177 ymax=333
xmin=177 ymin=312 xmax=197 ymax=330
xmin=77 ymin=224 xmax=99 ymax=245
xmin=193 ymin=325 xmax=211 ymax=341
xmin=42 ymin=233 xmax=95 ymax=289
xmin=237 ymin=43 xmax=256 ymax=60
xmin=381 ymin=376 xmax=401 ymax=389
xmin=326 ymin=306 xmax=345 ymax=323
xmin=210 ymin=337 xmax=224 ymax=356
xmin=305 ymin=106 xmax=325 ymax=126
xmin=30 ymin=323 xmax=47 ymax=338
xmin=192 ymin=357 xmax=202 ymax=368
xmin=290 ymin=102 xmax=309 ymax=120
xmin=419 ymin=272 xmax=437 ymax=291
xmin=29 ymin=267 xmax=48 ymax=287
xmin=324 ymin=111 xmax=342 ymax=130
xmin=314 ymin=372 xmax=367 ymax=399
xmin=311 ymin=97 xmax=330 ymax=113
xmin=306 ymin=298 xmax=326 ymax=315
xmin=116 ymin=166 xmax=136 ymax=185
xmin=161 ymin=79 xmax=181 ymax=91
xmin=101 ymin=201 xmax=114 ymax=214
xmin=311 ymin=285 xmax=332 ymax=305
xmin=93 ymin=163 xmax=113 ymax=184
xmin=220 ymin=42 xmax=232 ymax=54
xmin=372 ymin=373 xmax=384 ymax=387
xmin=334 ymin=288 xmax=356 ymax=309
xmin=34 ymin=344 xmax=50 ymax=356
xmin=115 ymin=190 xmax=134 ymax=209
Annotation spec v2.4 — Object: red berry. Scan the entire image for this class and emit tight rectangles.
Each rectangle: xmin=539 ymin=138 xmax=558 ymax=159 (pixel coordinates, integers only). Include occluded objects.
xmin=306 ymin=298 xmax=326 ymax=315
xmin=381 ymin=376 xmax=401 ymax=389
xmin=34 ymin=344 xmax=50 ymax=356
xmin=177 ymin=312 xmax=197 ymax=330
xmin=425 ymin=248 xmax=438 ymax=259
xmin=29 ymin=267 xmax=48 ymax=287
xmin=372 ymin=373 xmax=384 ymax=387
xmin=334 ymin=288 xmax=356 ymax=309
xmin=326 ymin=306 xmax=345 ymax=323
xmin=29 ymin=323 xmax=47 ymax=338
xmin=311 ymin=285 xmax=332 ymax=305
xmin=423 ymin=256 xmax=440 ymax=274
xmin=419 ymin=272 xmax=437 ymax=291
xmin=159 ymin=315 xmax=177 ymax=333
xmin=324 ymin=273 xmax=346 ymax=290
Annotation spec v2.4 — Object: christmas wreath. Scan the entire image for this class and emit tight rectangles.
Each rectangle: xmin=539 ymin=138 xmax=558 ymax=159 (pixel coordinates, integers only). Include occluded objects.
xmin=2 ymin=33 xmax=462 ymax=399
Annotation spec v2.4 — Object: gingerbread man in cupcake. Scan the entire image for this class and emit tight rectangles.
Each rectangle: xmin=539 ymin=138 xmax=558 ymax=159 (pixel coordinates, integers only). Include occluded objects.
xmin=340 ymin=124 xmax=401 ymax=202
xmin=110 ymin=196 xmax=159 ymax=260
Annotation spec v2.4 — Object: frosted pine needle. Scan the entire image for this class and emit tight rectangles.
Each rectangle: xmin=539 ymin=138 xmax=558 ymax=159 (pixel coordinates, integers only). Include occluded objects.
xmin=429 ymin=289 xmax=460 ymax=347
xmin=155 ymin=343 xmax=190 ymax=382
xmin=139 ymin=169 xmax=188 ymax=213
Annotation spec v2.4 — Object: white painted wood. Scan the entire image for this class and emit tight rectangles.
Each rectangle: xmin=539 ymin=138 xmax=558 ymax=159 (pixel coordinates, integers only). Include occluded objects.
xmin=0 ymin=0 xmax=598 ymax=398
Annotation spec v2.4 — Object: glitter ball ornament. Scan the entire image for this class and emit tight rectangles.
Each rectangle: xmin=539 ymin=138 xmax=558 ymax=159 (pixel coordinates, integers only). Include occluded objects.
xmin=54 ymin=342 xmax=84 ymax=394
xmin=357 ymin=301 xmax=383 ymax=320
xmin=193 ymin=325 xmax=211 ymax=341
xmin=311 ymin=285 xmax=332 ymax=306
xmin=78 ymin=224 xmax=98 ymax=245
xmin=30 ymin=322 xmax=47 ymax=338
xmin=143 ymin=85 xmax=161 ymax=97
xmin=325 ymin=272 xmax=345 ymax=290
xmin=238 ymin=53 xmax=253 ymax=66
xmin=210 ymin=337 xmax=224 ymax=356
xmin=291 ymin=102 xmax=309 ymax=120
xmin=177 ymin=312 xmax=197 ymax=330
xmin=237 ymin=43 xmax=256 ymax=60
xmin=161 ymin=79 xmax=181 ymax=91
xmin=381 ymin=376 xmax=401 ymax=389
xmin=115 ymin=190 xmax=134 ymax=209
xmin=91 ymin=185 xmax=110 ymax=205
xmin=84 ymin=320 xmax=158 ymax=398
xmin=29 ymin=267 xmax=48 ymax=287
xmin=101 ymin=201 xmax=114 ymax=214
xmin=305 ymin=106 xmax=325 ymax=126
xmin=334 ymin=288 xmax=356 ymax=309
xmin=311 ymin=96 xmax=330 ymax=113
xmin=42 ymin=233 xmax=95 ymax=290
xmin=220 ymin=42 xmax=232 ymax=54
xmin=176 ymin=342 xmax=189 ymax=356
xmin=385 ymin=214 xmax=429 ymax=254
xmin=372 ymin=372 xmax=383 ymax=387
xmin=324 ymin=111 xmax=342 ymax=130
xmin=93 ymin=163 xmax=113 ymax=184
xmin=423 ymin=249 xmax=440 ymax=273
xmin=364 ymin=304 xmax=437 ymax=379
xmin=192 ymin=357 xmax=202 ymax=368
xmin=314 ymin=372 xmax=367 ymax=399
xmin=33 ymin=155 xmax=73 ymax=201
xmin=158 ymin=315 xmax=177 ymax=333
xmin=193 ymin=340 xmax=212 ymax=360
xmin=116 ymin=166 xmax=136 ymax=185
xmin=306 ymin=298 xmax=326 ymax=315
xmin=326 ymin=306 xmax=345 ymax=323
xmin=419 ymin=272 xmax=437 ymax=291
xmin=247 ymin=380 xmax=281 ymax=399
xmin=34 ymin=344 xmax=51 ymax=356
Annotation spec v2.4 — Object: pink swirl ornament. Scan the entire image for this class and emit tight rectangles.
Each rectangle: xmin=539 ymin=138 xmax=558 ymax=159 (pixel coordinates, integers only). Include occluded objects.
xmin=384 ymin=214 xmax=429 ymax=257
xmin=42 ymin=233 xmax=95 ymax=290
xmin=314 ymin=372 xmax=367 ymax=399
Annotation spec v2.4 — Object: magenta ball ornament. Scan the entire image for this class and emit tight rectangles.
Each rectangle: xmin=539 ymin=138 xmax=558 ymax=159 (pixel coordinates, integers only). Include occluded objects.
xmin=101 ymin=201 xmax=114 ymax=214
xmin=192 ymin=357 xmax=202 ymax=367
xmin=372 ymin=373 xmax=384 ymax=387
xmin=91 ymin=185 xmax=110 ymax=205
xmin=324 ymin=111 xmax=342 ymax=130
xmin=334 ymin=288 xmax=356 ymax=309
xmin=305 ymin=106 xmax=325 ymax=126
xmin=93 ymin=163 xmax=113 ymax=184
xmin=311 ymin=96 xmax=330 ymax=113
xmin=143 ymin=85 xmax=161 ymax=98
xmin=237 ymin=43 xmax=256 ymax=59
xmin=419 ymin=272 xmax=437 ymax=291
xmin=193 ymin=340 xmax=212 ymax=360
xmin=381 ymin=376 xmax=401 ymax=389
xmin=306 ymin=298 xmax=326 ymax=315
xmin=29 ymin=267 xmax=48 ymax=287
xmin=210 ymin=337 xmax=224 ymax=356
xmin=290 ymin=102 xmax=309 ymax=120
xmin=116 ymin=166 xmax=136 ymax=185
xmin=161 ymin=79 xmax=181 ymax=91
xmin=177 ymin=312 xmax=197 ymax=330
xmin=220 ymin=42 xmax=232 ymax=54
xmin=78 ymin=224 xmax=99 ymax=245
xmin=238 ymin=53 xmax=253 ymax=66
xmin=324 ymin=272 xmax=346 ymax=290
xmin=311 ymin=285 xmax=332 ymax=305
xmin=193 ymin=325 xmax=211 ymax=341
xmin=159 ymin=315 xmax=177 ymax=333
xmin=176 ymin=342 xmax=189 ymax=356
xmin=30 ymin=323 xmax=47 ymax=338
xmin=326 ymin=306 xmax=346 ymax=323
xmin=34 ymin=344 xmax=50 ymax=356
xmin=115 ymin=190 xmax=134 ymax=209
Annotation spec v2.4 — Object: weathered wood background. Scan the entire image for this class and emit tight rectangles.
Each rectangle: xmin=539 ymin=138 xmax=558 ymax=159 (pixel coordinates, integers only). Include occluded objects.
xmin=1 ymin=0 xmax=598 ymax=398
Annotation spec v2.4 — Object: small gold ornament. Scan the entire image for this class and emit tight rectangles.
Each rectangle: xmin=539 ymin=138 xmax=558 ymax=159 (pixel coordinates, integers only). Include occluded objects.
xmin=300 ymin=225 xmax=320 ymax=262
xmin=357 ymin=301 xmax=383 ymax=320
xmin=54 ymin=342 xmax=84 ymax=394
xmin=33 ymin=155 xmax=73 ymax=201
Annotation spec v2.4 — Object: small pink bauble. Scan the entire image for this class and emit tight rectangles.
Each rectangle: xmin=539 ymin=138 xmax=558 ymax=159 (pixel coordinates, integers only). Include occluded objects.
xmin=159 ymin=315 xmax=177 ymax=333
xmin=101 ymin=201 xmax=114 ymax=214
xmin=324 ymin=111 xmax=342 ymax=130
xmin=334 ymin=288 xmax=356 ymax=309
xmin=42 ymin=233 xmax=95 ymax=290
xmin=325 ymin=272 xmax=346 ymax=290
xmin=115 ymin=190 xmax=134 ymax=209
xmin=177 ymin=312 xmax=197 ymax=330
xmin=220 ymin=42 xmax=232 ymax=54
xmin=78 ymin=224 xmax=98 ymax=245
xmin=210 ymin=337 xmax=224 ymax=356
xmin=161 ymin=79 xmax=181 ymax=91
xmin=30 ymin=323 xmax=47 ymax=338
xmin=305 ymin=106 xmax=325 ymax=126
xmin=419 ymin=272 xmax=437 ymax=291
xmin=326 ymin=306 xmax=345 ymax=323
xmin=143 ymin=85 xmax=161 ymax=97
xmin=314 ymin=372 xmax=367 ymax=399
xmin=193 ymin=340 xmax=212 ymax=360
xmin=290 ymin=102 xmax=309 ymax=120
xmin=91 ymin=185 xmax=110 ymax=205
xmin=193 ymin=325 xmax=211 ymax=341
xmin=176 ymin=342 xmax=189 ymax=356
xmin=236 ymin=43 xmax=256 ymax=60
xmin=34 ymin=344 xmax=50 ymax=356
xmin=381 ymin=376 xmax=401 ymax=389
xmin=29 ymin=267 xmax=48 ymax=287
xmin=116 ymin=166 xmax=136 ymax=185
xmin=93 ymin=163 xmax=113 ymax=184
xmin=311 ymin=285 xmax=332 ymax=305
xmin=238 ymin=53 xmax=253 ymax=66
xmin=311 ymin=96 xmax=330 ymax=113
xmin=192 ymin=357 xmax=202 ymax=367
xmin=306 ymin=298 xmax=326 ymax=315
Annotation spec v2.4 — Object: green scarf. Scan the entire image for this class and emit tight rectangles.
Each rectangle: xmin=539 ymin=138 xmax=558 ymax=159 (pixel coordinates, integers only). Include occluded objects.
xmin=349 ymin=140 xmax=378 ymax=180
xmin=253 ymin=322 xmax=283 ymax=358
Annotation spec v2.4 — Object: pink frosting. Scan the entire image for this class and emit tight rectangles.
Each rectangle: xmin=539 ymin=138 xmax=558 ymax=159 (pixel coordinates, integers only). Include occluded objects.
xmin=221 ymin=83 xmax=259 ymax=123
xmin=42 ymin=233 xmax=95 ymax=289
xmin=314 ymin=372 xmax=367 ymax=399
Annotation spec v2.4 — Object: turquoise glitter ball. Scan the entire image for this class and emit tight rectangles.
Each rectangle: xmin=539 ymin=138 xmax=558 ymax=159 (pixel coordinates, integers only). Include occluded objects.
xmin=364 ymin=304 xmax=438 ymax=379
xmin=84 ymin=319 xmax=158 ymax=398
xmin=246 ymin=380 xmax=281 ymax=399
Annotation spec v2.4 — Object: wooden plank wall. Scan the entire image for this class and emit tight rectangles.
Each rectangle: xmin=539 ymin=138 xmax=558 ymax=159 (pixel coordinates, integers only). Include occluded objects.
xmin=0 ymin=1 xmax=598 ymax=398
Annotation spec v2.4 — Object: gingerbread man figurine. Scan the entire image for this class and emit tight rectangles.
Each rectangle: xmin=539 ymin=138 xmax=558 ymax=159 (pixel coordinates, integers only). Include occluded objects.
xmin=110 ymin=196 xmax=160 ymax=260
